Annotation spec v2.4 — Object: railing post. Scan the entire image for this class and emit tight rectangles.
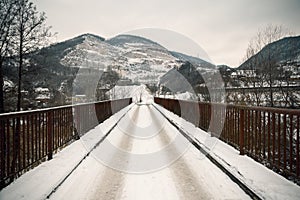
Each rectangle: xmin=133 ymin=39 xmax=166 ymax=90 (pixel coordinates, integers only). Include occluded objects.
xmin=239 ymin=108 xmax=245 ymax=155
xmin=74 ymin=106 xmax=80 ymax=140
xmin=0 ymin=119 xmax=5 ymax=188
xmin=47 ymin=111 xmax=53 ymax=160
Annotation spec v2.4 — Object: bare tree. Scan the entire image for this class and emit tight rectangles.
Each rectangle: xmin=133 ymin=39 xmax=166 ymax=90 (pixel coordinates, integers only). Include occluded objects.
xmin=242 ymin=24 xmax=292 ymax=107
xmin=7 ymin=0 xmax=52 ymax=181
xmin=12 ymin=0 xmax=52 ymax=111
xmin=0 ymin=0 xmax=18 ymax=113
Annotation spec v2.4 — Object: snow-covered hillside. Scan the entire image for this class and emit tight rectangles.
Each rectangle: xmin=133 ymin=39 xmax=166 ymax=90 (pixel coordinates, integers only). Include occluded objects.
xmin=61 ymin=34 xmax=119 ymax=69
xmin=61 ymin=34 xmax=183 ymax=84
xmin=3 ymin=32 xmax=218 ymax=111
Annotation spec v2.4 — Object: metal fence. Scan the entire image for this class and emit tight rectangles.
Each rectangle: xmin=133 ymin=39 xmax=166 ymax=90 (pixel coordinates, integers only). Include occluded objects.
xmin=0 ymin=98 xmax=132 ymax=189
xmin=154 ymin=97 xmax=300 ymax=182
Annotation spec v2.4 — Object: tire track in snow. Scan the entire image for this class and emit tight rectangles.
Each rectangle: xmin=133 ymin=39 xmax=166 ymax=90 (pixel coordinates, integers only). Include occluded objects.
xmin=88 ymin=106 xmax=139 ymax=200
xmin=149 ymin=106 xmax=212 ymax=199
xmin=153 ymin=104 xmax=261 ymax=200
xmin=45 ymin=105 xmax=134 ymax=200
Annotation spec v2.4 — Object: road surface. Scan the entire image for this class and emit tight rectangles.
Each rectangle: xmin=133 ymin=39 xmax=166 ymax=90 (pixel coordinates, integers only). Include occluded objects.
xmin=49 ymin=104 xmax=250 ymax=200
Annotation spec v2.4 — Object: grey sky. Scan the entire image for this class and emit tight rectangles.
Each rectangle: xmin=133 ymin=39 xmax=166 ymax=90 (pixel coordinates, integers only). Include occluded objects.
xmin=33 ymin=0 xmax=300 ymax=67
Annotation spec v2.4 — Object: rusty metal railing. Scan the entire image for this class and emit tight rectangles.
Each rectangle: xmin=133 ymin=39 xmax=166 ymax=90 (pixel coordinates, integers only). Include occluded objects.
xmin=154 ymin=97 xmax=300 ymax=183
xmin=0 ymin=98 xmax=132 ymax=189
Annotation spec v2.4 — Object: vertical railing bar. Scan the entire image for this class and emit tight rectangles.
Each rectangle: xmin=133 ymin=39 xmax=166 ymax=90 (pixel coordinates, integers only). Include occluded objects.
xmin=6 ymin=119 xmax=10 ymax=177
xmin=38 ymin=113 xmax=41 ymax=160
xmin=297 ymin=115 xmax=299 ymax=177
xmin=61 ymin=109 xmax=64 ymax=146
xmin=245 ymin=109 xmax=248 ymax=153
xmin=289 ymin=114 xmax=293 ymax=173
xmin=59 ymin=109 xmax=63 ymax=146
xmin=238 ymin=107 xmax=240 ymax=147
xmin=26 ymin=115 xmax=30 ymax=167
xmin=57 ymin=110 xmax=59 ymax=149
xmin=227 ymin=108 xmax=230 ymax=143
xmin=272 ymin=113 xmax=276 ymax=166
xmin=22 ymin=116 xmax=25 ymax=171
xmin=43 ymin=113 xmax=46 ymax=157
xmin=283 ymin=114 xmax=287 ymax=171
xmin=12 ymin=117 xmax=16 ymax=177
xmin=0 ymin=119 xmax=5 ymax=186
xmin=17 ymin=117 xmax=21 ymax=174
xmin=268 ymin=112 xmax=271 ymax=161
xmin=31 ymin=115 xmax=35 ymax=163
xmin=55 ymin=110 xmax=58 ymax=148
xmin=263 ymin=111 xmax=266 ymax=158
xmin=278 ymin=113 xmax=281 ymax=168
xmin=233 ymin=108 xmax=236 ymax=144
xmin=225 ymin=108 xmax=228 ymax=142
xmin=35 ymin=114 xmax=38 ymax=162
xmin=65 ymin=108 xmax=68 ymax=144
xmin=255 ymin=110 xmax=258 ymax=158
xmin=61 ymin=109 xmax=64 ymax=145
xmin=256 ymin=110 xmax=259 ymax=158
xmin=66 ymin=108 xmax=68 ymax=143
xmin=240 ymin=108 xmax=245 ymax=155
xmin=55 ymin=110 xmax=59 ymax=150
xmin=47 ymin=111 xmax=53 ymax=160
xmin=258 ymin=111 xmax=262 ymax=159
xmin=66 ymin=108 xmax=70 ymax=141
xmin=251 ymin=110 xmax=254 ymax=154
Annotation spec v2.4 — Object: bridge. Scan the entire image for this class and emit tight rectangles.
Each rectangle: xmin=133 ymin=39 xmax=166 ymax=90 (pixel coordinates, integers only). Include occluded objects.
xmin=0 ymin=98 xmax=300 ymax=199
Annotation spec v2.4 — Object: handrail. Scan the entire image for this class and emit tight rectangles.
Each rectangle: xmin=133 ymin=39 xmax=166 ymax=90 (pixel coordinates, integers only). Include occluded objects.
xmin=0 ymin=98 xmax=132 ymax=189
xmin=0 ymin=98 xmax=131 ymax=117
xmin=154 ymin=97 xmax=300 ymax=183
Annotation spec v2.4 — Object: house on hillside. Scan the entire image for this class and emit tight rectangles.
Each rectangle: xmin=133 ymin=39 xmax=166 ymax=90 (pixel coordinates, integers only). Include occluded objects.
xmin=35 ymin=87 xmax=51 ymax=106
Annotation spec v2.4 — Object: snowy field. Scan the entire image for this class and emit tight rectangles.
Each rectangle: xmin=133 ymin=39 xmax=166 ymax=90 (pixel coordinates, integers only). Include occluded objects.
xmin=1 ymin=103 xmax=300 ymax=199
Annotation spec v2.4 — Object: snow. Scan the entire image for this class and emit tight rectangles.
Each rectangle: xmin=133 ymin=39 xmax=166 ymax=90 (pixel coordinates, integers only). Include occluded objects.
xmin=120 ymin=168 xmax=181 ymax=200
xmin=157 ymin=91 xmax=198 ymax=101
xmin=107 ymin=84 xmax=153 ymax=103
xmin=42 ymin=104 xmax=250 ymax=200
xmin=174 ymin=91 xmax=197 ymax=100
xmin=1 ymin=102 xmax=299 ymax=199
xmin=60 ymin=34 xmax=182 ymax=84
xmin=0 ymin=104 xmax=133 ymax=200
xmin=34 ymin=87 xmax=51 ymax=100
xmin=154 ymin=103 xmax=300 ymax=199
xmin=0 ymin=104 xmax=250 ymax=200
xmin=34 ymin=87 xmax=49 ymax=92
xmin=127 ymin=58 xmax=143 ymax=64
xmin=4 ymin=80 xmax=14 ymax=88
xmin=35 ymin=94 xmax=50 ymax=100
xmin=0 ymin=142 xmax=88 ymax=200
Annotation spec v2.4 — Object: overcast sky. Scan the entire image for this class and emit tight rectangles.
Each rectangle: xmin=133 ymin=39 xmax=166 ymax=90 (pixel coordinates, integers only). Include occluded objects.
xmin=33 ymin=0 xmax=300 ymax=67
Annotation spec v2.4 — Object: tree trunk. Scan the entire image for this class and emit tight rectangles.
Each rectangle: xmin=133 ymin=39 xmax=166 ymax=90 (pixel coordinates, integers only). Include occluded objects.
xmin=17 ymin=36 xmax=23 ymax=112
xmin=11 ymin=29 xmax=24 ymax=182
xmin=269 ymin=72 xmax=274 ymax=107
xmin=269 ymin=87 xmax=274 ymax=107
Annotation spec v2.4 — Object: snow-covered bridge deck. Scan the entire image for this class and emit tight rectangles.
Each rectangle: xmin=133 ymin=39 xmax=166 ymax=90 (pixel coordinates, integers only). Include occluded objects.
xmin=1 ymin=103 xmax=300 ymax=200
